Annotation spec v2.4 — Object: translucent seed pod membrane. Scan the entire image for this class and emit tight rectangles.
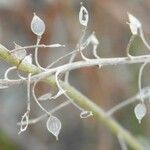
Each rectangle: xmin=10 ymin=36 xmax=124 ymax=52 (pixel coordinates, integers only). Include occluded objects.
xmin=80 ymin=111 xmax=93 ymax=118
xmin=127 ymin=13 xmax=142 ymax=35
xmin=46 ymin=116 xmax=62 ymax=140
xmin=31 ymin=13 xmax=45 ymax=36
xmin=79 ymin=4 xmax=89 ymax=26
xmin=13 ymin=43 xmax=27 ymax=59
xmin=134 ymin=103 xmax=146 ymax=124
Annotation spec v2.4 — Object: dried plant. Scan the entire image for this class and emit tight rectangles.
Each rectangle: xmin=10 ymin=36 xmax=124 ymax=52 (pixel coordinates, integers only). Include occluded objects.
xmin=0 ymin=2 xmax=150 ymax=150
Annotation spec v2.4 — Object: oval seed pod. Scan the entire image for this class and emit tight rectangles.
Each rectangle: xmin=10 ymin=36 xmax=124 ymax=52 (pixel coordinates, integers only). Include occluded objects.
xmin=80 ymin=111 xmax=93 ymax=118
xmin=18 ymin=112 xmax=29 ymax=134
xmin=79 ymin=4 xmax=89 ymax=26
xmin=13 ymin=43 xmax=27 ymax=59
xmin=31 ymin=13 xmax=45 ymax=36
xmin=134 ymin=103 xmax=146 ymax=124
xmin=127 ymin=13 xmax=141 ymax=35
xmin=46 ymin=116 xmax=61 ymax=140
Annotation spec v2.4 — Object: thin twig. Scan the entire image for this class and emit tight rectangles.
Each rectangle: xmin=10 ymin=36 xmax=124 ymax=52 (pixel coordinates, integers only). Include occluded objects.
xmin=27 ymin=73 xmax=31 ymax=112
xmin=106 ymin=87 xmax=150 ymax=116
xmin=139 ymin=28 xmax=150 ymax=50
xmin=56 ymin=71 xmax=84 ymax=111
xmin=126 ymin=35 xmax=136 ymax=58
xmin=107 ymin=96 xmax=138 ymax=116
xmin=46 ymin=50 xmax=76 ymax=69
xmin=4 ymin=66 xmax=16 ymax=80
xmin=34 ymin=36 xmax=45 ymax=70
xmin=64 ymin=27 xmax=89 ymax=83
xmin=18 ymin=73 xmax=31 ymax=134
xmin=64 ymin=52 xmax=77 ymax=83
xmin=17 ymin=100 xmax=71 ymax=126
xmin=31 ymin=55 xmax=150 ymax=83
xmin=138 ymin=61 xmax=148 ymax=101
xmin=32 ymin=81 xmax=50 ymax=115
xmin=2 ymin=54 xmax=150 ymax=86
xmin=0 ymin=44 xmax=145 ymax=149
xmin=79 ymin=27 xmax=89 ymax=60
xmin=10 ymin=44 xmax=65 ymax=53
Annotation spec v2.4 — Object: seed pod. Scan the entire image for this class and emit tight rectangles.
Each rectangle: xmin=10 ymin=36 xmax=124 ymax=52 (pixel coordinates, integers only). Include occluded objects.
xmin=134 ymin=103 xmax=146 ymax=124
xmin=127 ymin=13 xmax=141 ymax=35
xmin=79 ymin=4 xmax=89 ymax=26
xmin=13 ymin=43 xmax=27 ymax=59
xmin=80 ymin=111 xmax=93 ymax=118
xmin=31 ymin=13 xmax=45 ymax=36
xmin=46 ymin=116 xmax=61 ymax=140
xmin=18 ymin=112 xmax=29 ymax=134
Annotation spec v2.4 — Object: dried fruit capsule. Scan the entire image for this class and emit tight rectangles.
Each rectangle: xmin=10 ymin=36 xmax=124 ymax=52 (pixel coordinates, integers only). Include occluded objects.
xmin=31 ymin=13 xmax=45 ymax=36
xmin=134 ymin=103 xmax=146 ymax=124
xmin=128 ymin=13 xmax=141 ymax=35
xmin=46 ymin=116 xmax=61 ymax=140
xmin=80 ymin=111 xmax=93 ymax=118
xmin=13 ymin=43 xmax=27 ymax=59
xmin=79 ymin=4 xmax=89 ymax=26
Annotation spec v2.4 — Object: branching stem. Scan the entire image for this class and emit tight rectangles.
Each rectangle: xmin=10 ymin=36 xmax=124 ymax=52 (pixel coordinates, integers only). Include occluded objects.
xmin=0 ymin=44 xmax=145 ymax=150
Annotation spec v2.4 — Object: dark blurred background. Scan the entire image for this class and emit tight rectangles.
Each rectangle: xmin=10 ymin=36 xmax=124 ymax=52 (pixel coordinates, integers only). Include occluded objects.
xmin=0 ymin=0 xmax=150 ymax=149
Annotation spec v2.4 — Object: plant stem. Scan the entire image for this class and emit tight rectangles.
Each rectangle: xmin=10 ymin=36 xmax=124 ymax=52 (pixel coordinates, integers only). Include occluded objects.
xmin=0 ymin=44 xmax=144 ymax=149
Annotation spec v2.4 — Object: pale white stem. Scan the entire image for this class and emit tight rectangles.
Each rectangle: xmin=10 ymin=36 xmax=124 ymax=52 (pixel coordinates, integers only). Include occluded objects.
xmin=93 ymin=47 xmax=101 ymax=68
xmin=118 ymin=134 xmax=128 ymax=150
xmin=64 ymin=27 xmax=89 ymax=83
xmin=64 ymin=41 xmax=88 ymax=84
xmin=17 ymin=71 xmax=26 ymax=80
xmin=139 ymin=28 xmax=150 ymax=50
xmin=3 ymin=55 xmax=150 ymax=87
xmin=47 ymin=43 xmax=89 ymax=79
xmin=78 ymin=27 xmax=90 ymax=60
xmin=32 ymin=55 xmax=150 ymax=83
xmin=4 ymin=66 xmax=26 ymax=81
xmin=46 ymin=50 xmax=77 ymax=69
xmin=64 ymin=52 xmax=77 ymax=83
xmin=19 ymin=86 xmax=150 ymax=126
xmin=18 ymin=73 xmax=31 ymax=134
xmin=93 ymin=45 xmax=100 ymax=59
xmin=107 ymin=87 xmax=150 ymax=116
xmin=18 ymin=112 xmax=29 ymax=134
xmin=49 ymin=90 xmax=64 ymax=100
xmin=0 ymin=79 xmax=23 ymax=87
xmin=32 ymin=81 xmax=50 ymax=115
xmin=27 ymin=73 xmax=31 ymax=112
xmin=80 ymin=50 xmax=90 ymax=61
xmin=55 ymin=71 xmax=66 ymax=94
xmin=10 ymin=44 xmax=65 ymax=53
xmin=107 ymin=96 xmax=137 ymax=116
xmin=138 ymin=61 xmax=148 ymax=102
xmin=4 ymin=66 xmax=16 ymax=80
xmin=56 ymin=70 xmax=84 ymax=111
xmin=17 ymin=100 xmax=71 ymax=126
xmin=34 ymin=36 xmax=45 ymax=70
xmin=126 ymin=35 xmax=136 ymax=58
